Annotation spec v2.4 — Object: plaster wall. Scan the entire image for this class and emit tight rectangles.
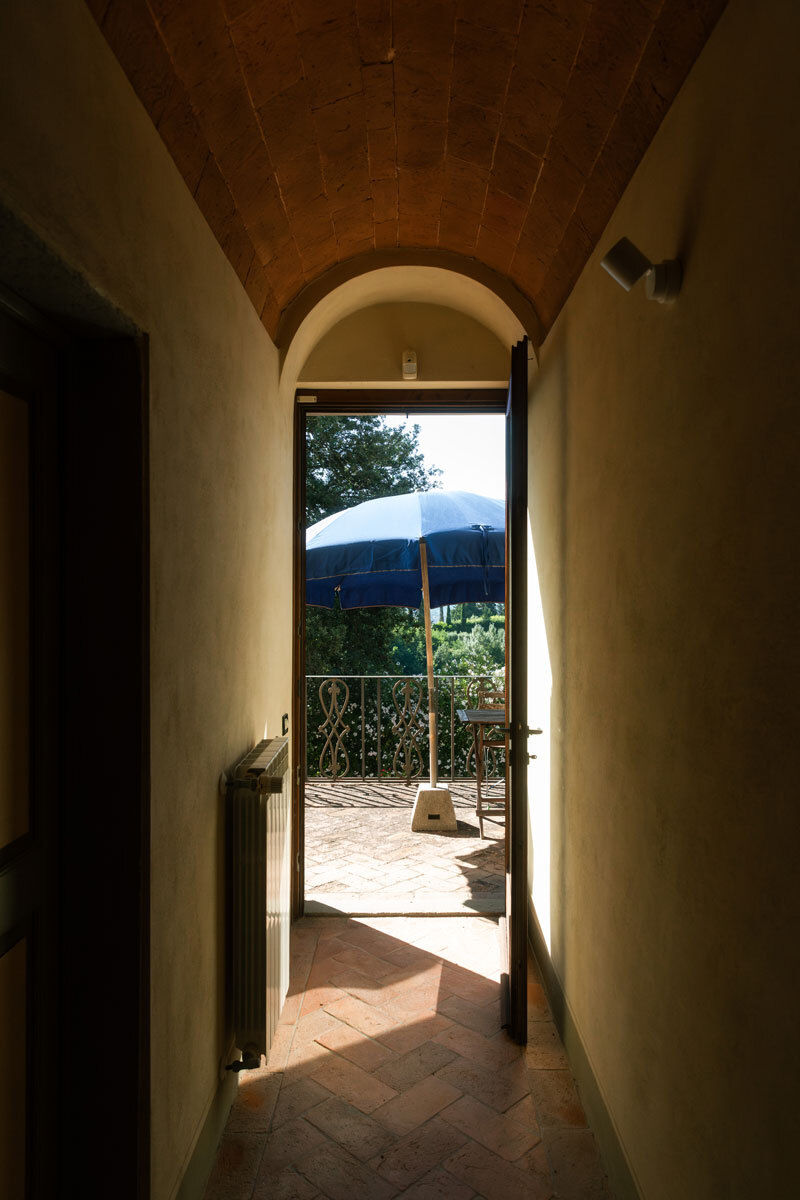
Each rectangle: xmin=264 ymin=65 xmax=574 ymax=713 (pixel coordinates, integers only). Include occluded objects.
xmin=0 ymin=3 xmax=292 ymax=1197
xmin=527 ymin=0 xmax=800 ymax=1195
xmin=298 ymin=302 xmax=510 ymax=386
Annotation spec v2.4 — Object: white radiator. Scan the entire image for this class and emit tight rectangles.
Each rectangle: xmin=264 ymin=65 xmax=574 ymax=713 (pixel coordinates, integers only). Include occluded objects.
xmin=225 ymin=736 xmax=291 ymax=1060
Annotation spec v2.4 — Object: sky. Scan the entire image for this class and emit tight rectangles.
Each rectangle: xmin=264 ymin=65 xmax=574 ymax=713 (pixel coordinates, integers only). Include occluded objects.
xmin=385 ymin=412 xmax=506 ymax=500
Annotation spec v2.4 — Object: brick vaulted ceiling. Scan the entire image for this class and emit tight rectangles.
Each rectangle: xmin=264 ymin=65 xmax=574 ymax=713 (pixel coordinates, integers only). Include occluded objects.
xmin=86 ymin=0 xmax=725 ymax=341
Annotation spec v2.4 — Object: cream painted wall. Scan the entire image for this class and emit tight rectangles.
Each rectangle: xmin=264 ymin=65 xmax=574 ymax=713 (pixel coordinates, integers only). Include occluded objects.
xmin=0 ymin=3 xmax=292 ymax=1197
xmin=527 ymin=0 xmax=800 ymax=1196
xmin=298 ymin=301 xmax=510 ymax=385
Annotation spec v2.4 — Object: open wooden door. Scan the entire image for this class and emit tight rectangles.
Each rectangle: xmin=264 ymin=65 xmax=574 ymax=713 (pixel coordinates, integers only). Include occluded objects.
xmin=0 ymin=302 xmax=59 ymax=1198
xmin=504 ymin=336 xmax=529 ymax=1042
xmin=0 ymin=290 xmax=150 ymax=1196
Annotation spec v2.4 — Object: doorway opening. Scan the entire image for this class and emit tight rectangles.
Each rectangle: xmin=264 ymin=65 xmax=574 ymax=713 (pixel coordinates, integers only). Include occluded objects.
xmin=0 ymin=283 xmax=149 ymax=1196
xmin=293 ymin=390 xmax=509 ymax=921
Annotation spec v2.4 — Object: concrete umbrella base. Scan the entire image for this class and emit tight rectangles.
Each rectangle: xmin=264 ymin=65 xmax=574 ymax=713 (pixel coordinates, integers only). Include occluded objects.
xmin=411 ymin=785 xmax=458 ymax=832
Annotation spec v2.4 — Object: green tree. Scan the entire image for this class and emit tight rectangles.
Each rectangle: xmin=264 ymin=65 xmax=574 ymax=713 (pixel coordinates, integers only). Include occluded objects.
xmin=305 ymin=416 xmax=441 ymax=676
xmin=305 ymin=415 xmax=437 ymax=523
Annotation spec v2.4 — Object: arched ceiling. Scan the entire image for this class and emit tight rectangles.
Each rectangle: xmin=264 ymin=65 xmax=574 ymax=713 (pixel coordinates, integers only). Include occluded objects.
xmin=87 ymin=0 xmax=724 ymax=340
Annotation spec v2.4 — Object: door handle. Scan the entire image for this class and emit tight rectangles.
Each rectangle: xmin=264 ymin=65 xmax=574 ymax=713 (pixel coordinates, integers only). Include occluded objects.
xmin=527 ymin=727 xmax=543 ymax=735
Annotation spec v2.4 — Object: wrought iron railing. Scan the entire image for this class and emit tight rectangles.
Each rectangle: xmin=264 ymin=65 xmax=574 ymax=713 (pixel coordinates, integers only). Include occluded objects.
xmin=305 ymin=674 xmax=505 ymax=783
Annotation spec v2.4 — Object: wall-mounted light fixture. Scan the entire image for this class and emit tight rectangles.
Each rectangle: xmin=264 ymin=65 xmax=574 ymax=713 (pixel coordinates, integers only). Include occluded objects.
xmin=601 ymin=237 xmax=682 ymax=303
xmin=402 ymin=349 xmax=417 ymax=380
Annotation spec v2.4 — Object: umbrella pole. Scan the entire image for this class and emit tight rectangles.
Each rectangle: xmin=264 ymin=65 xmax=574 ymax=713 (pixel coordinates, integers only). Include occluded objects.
xmin=419 ymin=539 xmax=438 ymax=788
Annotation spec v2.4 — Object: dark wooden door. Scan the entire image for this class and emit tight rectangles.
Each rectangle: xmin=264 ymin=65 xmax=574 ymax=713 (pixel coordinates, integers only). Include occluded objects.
xmin=0 ymin=293 xmax=150 ymax=1196
xmin=505 ymin=336 xmax=529 ymax=1043
xmin=0 ymin=305 xmax=59 ymax=1198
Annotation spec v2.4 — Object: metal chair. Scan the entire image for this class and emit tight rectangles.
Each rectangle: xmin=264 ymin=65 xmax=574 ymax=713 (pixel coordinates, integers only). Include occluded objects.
xmin=474 ymin=687 xmax=508 ymax=837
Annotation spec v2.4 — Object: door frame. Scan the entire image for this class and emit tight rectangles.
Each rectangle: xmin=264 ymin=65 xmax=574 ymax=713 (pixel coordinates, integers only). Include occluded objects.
xmin=291 ymin=387 xmax=509 ymax=920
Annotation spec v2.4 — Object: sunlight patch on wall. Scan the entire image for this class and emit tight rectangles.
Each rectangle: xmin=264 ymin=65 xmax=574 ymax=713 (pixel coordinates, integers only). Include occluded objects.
xmin=527 ymin=511 xmax=553 ymax=951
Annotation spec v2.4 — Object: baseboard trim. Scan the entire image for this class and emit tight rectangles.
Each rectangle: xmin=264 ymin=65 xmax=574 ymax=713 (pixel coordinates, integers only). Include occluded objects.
xmin=175 ymin=1072 xmax=237 ymax=1200
xmin=527 ymin=896 xmax=643 ymax=1200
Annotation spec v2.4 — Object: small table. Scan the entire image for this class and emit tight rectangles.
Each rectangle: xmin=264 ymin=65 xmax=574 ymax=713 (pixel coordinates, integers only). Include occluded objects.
xmin=456 ymin=709 xmax=508 ymax=837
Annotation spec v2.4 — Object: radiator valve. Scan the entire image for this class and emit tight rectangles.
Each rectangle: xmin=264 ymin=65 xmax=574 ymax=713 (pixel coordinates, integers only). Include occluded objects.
xmin=258 ymin=771 xmax=284 ymax=796
xmin=226 ymin=1051 xmax=261 ymax=1072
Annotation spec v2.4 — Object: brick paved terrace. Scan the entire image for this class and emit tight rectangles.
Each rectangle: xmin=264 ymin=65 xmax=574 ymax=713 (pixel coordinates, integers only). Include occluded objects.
xmin=304 ymin=781 xmax=506 ymax=916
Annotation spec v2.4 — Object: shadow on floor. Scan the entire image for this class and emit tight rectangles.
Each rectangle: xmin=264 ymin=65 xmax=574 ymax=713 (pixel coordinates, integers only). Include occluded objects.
xmin=203 ymin=916 xmax=611 ymax=1199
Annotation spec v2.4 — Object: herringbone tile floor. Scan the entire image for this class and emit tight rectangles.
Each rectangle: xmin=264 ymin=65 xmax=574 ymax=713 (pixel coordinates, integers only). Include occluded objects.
xmin=204 ymin=917 xmax=611 ymax=1199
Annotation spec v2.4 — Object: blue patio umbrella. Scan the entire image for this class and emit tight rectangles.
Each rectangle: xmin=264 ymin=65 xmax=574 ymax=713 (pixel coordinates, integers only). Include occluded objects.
xmin=306 ymin=490 xmax=505 ymax=787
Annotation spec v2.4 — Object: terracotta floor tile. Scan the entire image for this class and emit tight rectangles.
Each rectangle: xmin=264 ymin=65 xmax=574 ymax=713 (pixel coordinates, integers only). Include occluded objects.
xmin=542 ymin=1128 xmax=610 ymax=1199
xmin=528 ymin=1069 xmax=587 ymax=1128
xmin=330 ymin=946 xmax=400 ymax=977
xmin=527 ymin=975 xmax=551 ymax=1021
xmin=283 ymin=1039 xmax=329 ymax=1082
xmin=373 ymin=1074 xmax=463 ymax=1137
xmin=381 ymin=945 xmax=440 ymax=969
xmin=525 ymin=1022 xmax=570 ymax=1070
xmin=311 ymin=935 xmax=351 ymax=962
xmin=271 ymin=1077 xmax=332 ymax=1128
xmin=433 ymin=1021 xmax=516 ymax=1068
xmin=306 ymin=919 xmax=352 ymax=935
xmin=297 ymin=1141 xmax=398 ymax=1200
xmin=315 ymin=1021 xmax=396 ymax=1071
xmin=256 ymin=1117 xmax=327 ymax=1176
xmin=380 ymin=980 xmax=448 ymax=1015
xmin=441 ymin=967 xmax=501 ymax=1006
xmin=372 ymin=1115 xmax=468 ymax=1188
xmin=202 ymin=1132 xmax=263 ymax=1199
xmin=380 ymin=964 xmax=444 ymax=994
xmin=330 ymin=967 xmax=404 ymax=1006
xmin=267 ymin=1023 xmax=294 ymax=1071
xmin=279 ymin=990 xmax=304 ymax=1025
xmin=438 ymin=992 xmax=502 ymax=1036
xmin=308 ymin=1051 xmax=398 ymax=1113
xmin=506 ymin=1093 xmax=537 ymax=1127
xmin=299 ymin=983 xmax=349 ymax=1017
xmin=399 ymin=1166 xmax=475 ymax=1199
xmin=443 ymin=1138 xmax=554 ymax=1200
xmin=440 ymin=1093 xmax=541 ymax=1161
xmin=374 ymin=1039 xmax=457 ymax=1092
xmin=290 ymin=944 xmax=316 ymax=968
xmin=519 ymin=1141 xmax=552 ymax=1182
xmin=302 ymin=960 xmax=343 ymax=987
xmin=290 ymin=927 xmax=319 ymax=948
xmin=435 ymin=1054 xmax=529 ymax=1113
xmin=226 ymin=1070 xmax=282 ymax=1133
xmin=205 ymin=920 xmax=609 ymax=1200
xmin=326 ymin=993 xmax=400 ymax=1038
xmin=304 ymin=1095 xmax=395 ymax=1161
xmin=251 ymin=1165 xmax=320 ymax=1200
xmin=377 ymin=1011 xmax=453 ymax=1053
xmin=336 ymin=927 xmax=397 ymax=954
xmin=293 ymin=1009 xmax=341 ymax=1046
